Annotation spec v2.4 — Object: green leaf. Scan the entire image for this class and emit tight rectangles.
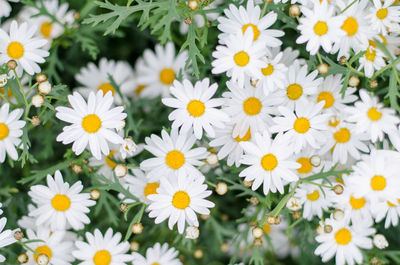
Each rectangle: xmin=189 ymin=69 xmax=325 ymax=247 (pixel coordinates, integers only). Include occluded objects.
xmin=180 ymin=23 xmax=205 ymax=78
xmin=387 ymin=69 xmax=400 ymax=113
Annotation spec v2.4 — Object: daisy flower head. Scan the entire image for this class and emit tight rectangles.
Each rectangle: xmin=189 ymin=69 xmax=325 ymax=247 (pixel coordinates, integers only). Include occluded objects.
xmin=296 ymin=0 xmax=345 ymax=55
xmin=271 ymin=100 xmax=330 ymax=153
xmin=136 ymin=42 xmax=188 ymax=98
xmin=345 ymin=89 xmax=400 ymax=143
xmin=315 ymin=217 xmax=375 ymax=265
xmin=162 ymin=78 xmax=229 ymax=139
xmin=293 ymin=147 xmax=323 ymax=178
xmin=28 ymin=170 xmax=96 ymax=230
xmin=257 ymin=52 xmax=288 ymax=94
xmin=140 ymin=128 xmax=208 ymax=181
xmin=24 ymin=227 xmax=74 ymax=265
xmin=75 ymin=58 xmax=135 ymax=104
xmin=212 ymin=30 xmax=267 ymax=88
xmin=367 ymin=0 xmax=400 ymax=35
xmin=132 ymin=242 xmax=182 ymax=265
xmin=239 ymin=131 xmax=300 ymax=195
xmin=0 ymin=103 xmax=25 ymax=163
xmin=73 ymin=228 xmax=133 ymax=265
xmin=147 ymin=174 xmax=215 ymax=234
xmin=0 ymin=216 xmax=17 ymax=262
xmin=371 ymin=198 xmax=400 ymax=228
xmin=217 ymin=0 xmax=284 ymax=46
xmin=55 ymin=90 xmax=127 ymax=160
xmin=358 ymin=41 xmax=386 ymax=78
xmin=119 ymin=169 xmax=160 ymax=204
xmin=0 ymin=20 xmax=49 ymax=76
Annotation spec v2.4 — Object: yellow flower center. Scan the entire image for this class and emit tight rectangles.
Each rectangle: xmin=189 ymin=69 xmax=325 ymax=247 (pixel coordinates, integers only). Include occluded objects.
xmin=234 ymin=51 xmax=250 ymax=67
xmin=34 ymin=245 xmax=52 ymax=262
xmin=335 ymin=228 xmax=352 ymax=245
xmin=242 ymin=24 xmax=260 ymax=41
xmin=307 ymin=190 xmax=320 ymax=201
xmin=234 ymin=128 xmax=251 ymax=142
xmin=93 ymin=250 xmax=111 ymax=265
xmin=261 ymin=153 xmax=278 ymax=171
xmin=367 ymin=107 xmax=382 ymax=121
xmin=51 ymin=194 xmax=71 ymax=211
xmin=40 ymin=22 xmax=53 ymax=38
xmin=98 ymin=83 xmax=115 ymax=96
xmin=314 ymin=21 xmax=328 ymax=36
xmin=152 ymin=263 xmax=160 ymax=265
xmin=293 ymin=117 xmax=310 ymax=134
xmin=7 ymin=41 xmax=24 ymax=59
xmin=172 ymin=190 xmax=191 ymax=209
xmin=263 ymin=223 xmax=271 ymax=234
xmin=82 ymin=114 xmax=102 ymax=133
xmin=341 ymin=17 xmax=358 ymax=36
xmin=297 ymin=157 xmax=312 ymax=174
xmin=376 ymin=8 xmax=388 ymax=19
xmin=187 ymin=100 xmax=205 ymax=117
xmin=144 ymin=182 xmax=160 ymax=197
xmin=105 ymin=150 xmax=117 ymax=168
xmin=333 ymin=128 xmax=351 ymax=143
xmin=261 ymin=64 xmax=274 ymax=76
xmin=370 ymin=175 xmax=386 ymax=191
xmin=387 ymin=201 xmax=396 ymax=207
xmin=365 ymin=48 xmax=376 ymax=62
xmin=243 ymin=97 xmax=262 ymax=115
xmin=159 ymin=68 xmax=175 ymax=85
xmin=317 ymin=91 xmax=335 ymax=108
xmin=0 ymin=123 xmax=9 ymax=140
xmin=135 ymin=84 xmax=146 ymax=95
xmin=329 ymin=116 xmax=340 ymax=127
xmin=286 ymin=84 xmax=303 ymax=100
xmin=165 ymin=150 xmax=185 ymax=169
xmin=349 ymin=195 xmax=366 ymax=210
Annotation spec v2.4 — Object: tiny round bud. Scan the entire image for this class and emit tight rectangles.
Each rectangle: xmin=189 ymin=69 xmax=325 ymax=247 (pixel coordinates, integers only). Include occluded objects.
xmin=120 ymin=203 xmax=128 ymax=212
xmin=186 ymin=226 xmax=200 ymax=239
xmin=200 ymin=214 xmax=210 ymax=220
xmin=7 ymin=60 xmax=17 ymax=70
xmin=348 ymin=75 xmax=360 ymax=87
xmin=266 ymin=216 xmax=275 ymax=225
xmin=310 ymin=155 xmax=321 ymax=167
xmin=250 ymin=196 xmax=259 ymax=205
xmin=252 ymin=227 xmax=264 ymax=239
xmin=254 ymin=238 xmax=263 ymax=247
xmin=250 ymin=79 xmax=259 ymax=87
xmin=0 ymin=74 xmax=7 ymax=87
xmin=316 ymin=225 xmax=325 ymax=235
xmin=369 ymin=80 xmax=378 ymax=89
xmin=324 ymin=225 xmax=333 ymax=233
xmin=274 ymin=216 xmax=281 ymax=225
xmin=37 ymin=254 xmax=49 ymax=265
xmin=289 ymin=4 xmax=301 ymax=17
xmin=286 ymin=197 xmax=302 ymax=211
xmin=31 ymin=116 xmax=40 ymax=126
xmin=206 ymin=153 xmax=218 ymax=166
xmin=221 ymin=214 xmax=229 ymax=222
xmin=333 ymin=209 xmax=344 ymax=221
xmin=373 ymin=234 xmax=389 ymax=249
xmin=317 ymin=63 xmax=329 ymax=74
xmin=35 ymin=73 xmax=47 ymax=83
xmin=114 ymin=164 xmax=127 ymax=178
xmin=194 ymin=249 xmax=203 ymax=259
xmin=220 ymin=242 xmax=229 ymax=252
xmin=243 ymin=180 xmax=252 ymax=188
xmin=333 ymin=184 xmax=344 ymax=195
xmin=339 ymin=56 xmax=347 ymax=65
xmin=90 ymin=189 xmax=100 ymax=200
xmin=38 ymin=81 xmax=52 ymax=95
xmin=31 ymin=94 xmax=44 ymax=108
xmin=130 ymin=241 xmax=139 ymax=252
xmin=17 ymin=253 xmax=29 ymax=264
xmin=14 ymin=230 xmax=24 ymax=240
xmin=131 ymin=223 xmax=143 ymax=234
xmin=215 ymin=182 xmax=228 ymax=195
xmin=188 ymin=0 xmax=199 ymax=11
xmin=184 ymin=17 xmax=192 ymax=25
xmin=292 ymin=211 xmax=301 ymax=220
xmin=72 ymin=164 xmax=82 ymax=174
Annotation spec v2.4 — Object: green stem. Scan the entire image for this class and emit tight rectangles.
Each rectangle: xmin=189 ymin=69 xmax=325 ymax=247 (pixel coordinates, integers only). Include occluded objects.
xmin=345 ymin=62 xmax=365 ymax=77
xmin=371 ymin=57 xmax=400 ymax=80
xmin=261 ymin=2 xmax=269 ymax=17
xmin=18 ymin=241 xmax=39 ymax=256
xmin=12 ymin=70 xmax=28 ymax=106
xmin=206 ymin=180 xmax=216 ymax=188
xmin=301 ymin=179 xmax=333 ymax=189
xmin=340 ymin=0 xmax=357 ymax=14
xmin=316 ymin=52 xmax=323 ymax=65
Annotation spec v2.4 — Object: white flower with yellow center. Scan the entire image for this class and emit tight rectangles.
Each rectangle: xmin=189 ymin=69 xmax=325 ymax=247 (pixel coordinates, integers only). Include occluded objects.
xmin=0 ymin=20 xmax=49 ymax=76
xmin=119 ymin=169 xmax=159 ymax=204
xmin=0 ymin=215 xmax=16 ymax=262
xmin=73 ymin=228 xmax=132 ymax=265
xmin=217 ymin=0 xmax=284 ymax=46
xmin=0 ymin=103 xmax=25 ymax=163
xmin=239 ymin=132 xmax=300 ymax=195
xmin=24 ymin=227 xmax=74 ymax=265
xmin=55 ymin=91 xmax=127 ymax=160
xmin=147 ymin=175 xmax=215 ymax=234
xmin=358 ymin=42 xmax=386 ymax=78
xmin=367 ymin=0 xmax=400 ymax=35
xmin=136 ymin=42 xmax=188 ymax=98
xmin=346 ymin=89 xmax=400 ymax=143
xmin=89 ymin=148 xmax=123 ymax=180
xmin=372 ymin=198 xmax=400 ymax=228
xmin=257 ymin=52 xmax=288 ymax=95
xmin=293 ymin=147 xmax=323 ymax=178
xmin=271 ymin=101 xmax=329 ymax=153
xmin=162 ymin=78 xmax=229 ymax=139
xmin=28 ymin=170 xmax=96 ymax=230
xmin=295 ymin=180 xmax=334 ymax=220
xmin=132 ymin=242 xmax=182 ymax=265
xmin=222 ymin=79 xmax=278 ymax=138
xmin=315 ymin=217 xmax=375 ymax=265
xmin=212 ymin=30 xmax=267 ymax=88
xmin=140 ymin=128 xmax=208 ymax=181
xmin=296 ymin=0 xmax=345 ymax=55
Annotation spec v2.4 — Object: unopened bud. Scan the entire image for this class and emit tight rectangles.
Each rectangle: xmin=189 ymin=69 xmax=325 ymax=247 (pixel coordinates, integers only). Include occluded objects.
xmin=184 ymin=17 xmax=192 ymax=25
xmin=14 ymin=230 xmax=24 ymax=240
xmin=31 ymin=116 xmax=40 ymax=126
xmin=250 ymin=196 xmax=259 ymax=205
xmin=220 ymin=242 xmax=229 ymax=252
xmin=215 ymin=182 xmax=228 ymax=195
xmin=339 ymin=56 xmax=347 ymax=65
xmin=72 ymin=164 xmax=82 ymax=174
xmin=333 ymin=209 xmax=344 ymax=221
xmin=324 ymin=225 xmax=333 ymax=233
xmin=188 ymin=0 xmax=199 ymax=10
xmin=131 ymin=223 xmax=143 ymax=234
xmin=17 ymin=253 xmax=28 ymax=264
xmin=252 ymin=227 xmax=264 ymax=239
xmin=32 ymin=94 xmax=44 ymax=107
xmin=200 ymin=214 xmax=210 ymax=220
xmin=194 ymin=249 xmax=203 ymax=259
xmin=333 ymin=184 xmax=344 ymax=195
xmin=38 ymin=81 xmax=52 ymax=95
xmin=266 ymin=216 xmax=275 ymax=225
xmin=90 ymin=189 xmax=100 ymax=200
xmin=369 ymin=80 xmax=378 ymax=89
xmin=206 ymin=153 xmax=218 ymax=166
xmin=186 ymin=226 xmax=200 ymax=239
xmin=373 ymin=234 xmax=388 ymax=249
xmin=292 ymin=211 xmax=301 ymax=220
xmin=310 ymin=155 xmax=321 ymax=167
xmin=348 ymin=75 xmax=360 ymax=87
xmin=7 ymin=60 xmax=17 ymax=70
xmin=36 ymin=254 xmax=49 ymax=265
xmin=274 ymin=216 xmax=281 ymax=224
xmin=243 ymin=180 xmax=252 ymax=188
xmin=317 ymin=63 xmax=329 ymax=74
xmin=289 ymin=4 xmax=301 ymax=17
xmin=130 ymin=241 xmax=139 ymax=252
xmin=120 ymin=203 xmax=128 ymax=212
xmin=114 ymin=164 xmax=127 ymax=178
xmin=254 ymin=238 xmax=263 ymax=247
xmin=35 ymin=73 xmax=47 ymax=83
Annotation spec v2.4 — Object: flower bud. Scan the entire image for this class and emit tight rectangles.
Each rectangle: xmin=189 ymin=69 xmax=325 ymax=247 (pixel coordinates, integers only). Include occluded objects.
xmin=310 ymin=155 xmax=321 ymax=167
xmin=130 ymin=241 xmax=140 ymax=252
xmin=31 ymin=116 xmax=40 ymax=126
xmin=348 ymin=75 xmax=360 ymax=87
xmin=333 ymin=184 xmax=344 ymax=195
xmin=317 ymin=63 xmax=329 ymax=74
xmin=252 ymin=227 xmax=264 ymax=239
xmin=114 ymin=164 xmax=127 ymax=178
xmin=369 ymin=80 xmax=378 ymax=89
xmin=373 ymin=234 xmax=388 ymax=249
xmin=7 ymin=60 xmax=17 ymax=70
xmin=254 ymin=238 xmax=263 ymax=247
xmin=32 ymin=94 xmax=44 ymax=108
xmin=38 ymin=81 xmax=52 ymax=95
xmin=72 ymin=164 xmax=82 ymax=174
xmin=243 ymin=180 xmax=252 ymax=188
xmin=250 ymin=196 xmax=259 ymax=205
xmin=184 ymin=17 xmax=192 ymax=25
xmin=37 ymin=254 xmax=49 ymax=265
xmin=292 ymin=211 xmax=301 ymax=220
xmin=206 ymin=153 xmax=218 ymax=166
xmin=185 ymin=226 xmax=200 ymax=239
xmin=120 ymin=203 xmax=128 ymax=212
xmin=266 ymin=216 xmax=275 ymax=225
xmin=36 ymin=73 xmax=47 ymax=83
xmin=17 ymin=253 xmax=28 ymax=264
xmin=289 ymin=4 xmax=301 ymax=17
xmin=131 ymin=223 xmax=143 ymax=234
xmin=188 ymin=0 xmax=199 ymax=11
xmin=333 ymin=209 xmax=344 ymax=221
xmin=339 ymin=56 xmax=347 ymax=64
xmin=90 ymin=189 xmax=100 ymax=200
xmin=324 ymin=225 xmax=333 ymax=233
xmin=215 ymin=182 xmax=228 ymax=195
xmin=194 ymin=249 xmax=203 ymax=259
xmin=14 ymin=230 xmax=24 ymax=240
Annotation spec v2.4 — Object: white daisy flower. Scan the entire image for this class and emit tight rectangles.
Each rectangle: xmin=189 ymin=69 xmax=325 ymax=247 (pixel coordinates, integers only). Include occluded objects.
xmin=0 ymin=21 xmax=49 ymax=76
xmin=217 ymin=0 xmax=284 ymax=46
xmin=239 ymin=131 xmax=300 ymax=195
xmin=73 ymin=228 xmax=133 ymax=265
xmin=119 ymin=169 xmax=159 ymax=204
xmin=132 ymin=242 xmax=182 ymax=265
xmin=24 ymin=227 xmax=74 ymax=265
xmin=0 ymin=216 xmax=16 ymax=262
xmin=212 ymin=30 xmax=267 ymax=88
xmin=88 ymin=142 xmax=124 ymax=180
xmin=147 ymin=175 xmax=215 ymax=234
xmin=28 ymin=170 xmax=96 ymax=230
xmin=136 ymin=42 xmax=188 ymax=98
xmin=257 ymin=52 xmax=288 ymax=94
xmin=367 ymin=0 xmax=400 ymax=35
xmin=0 ymin=103 xmax=25 ymax=163
xmin=371 ymin=199 xmax=400 ymax=228
xmin=293 ymin=147 xmax=322 ymax=178
xmin=0 ymin=0 xmax=18 ymax=18
xmin=271 ymin=101 xmax=329 ymax=153
xmin=55 ymin=91 xmax=127 ymax=160
xmin=140 ymin=128 xmax=208 ymax=181
xmin=345 ymin=89 xmax=400 ymax=143
xmin=296 ymin=0 xmax=345 ymax=55
xmin=315 ymin=217 xmax=375 ymax=265
xmin=358 ymin=42 xmax=386 ymax=78
xmin=162 ymin=78 xmax=229 ymax=139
